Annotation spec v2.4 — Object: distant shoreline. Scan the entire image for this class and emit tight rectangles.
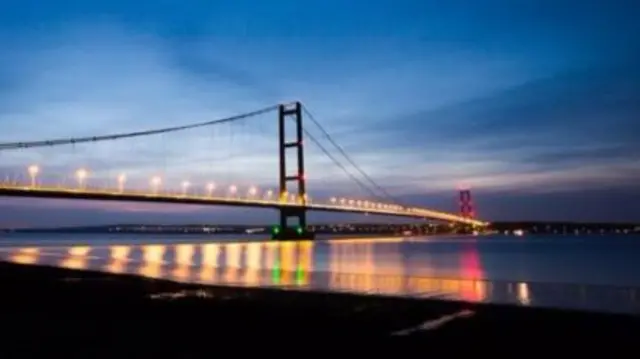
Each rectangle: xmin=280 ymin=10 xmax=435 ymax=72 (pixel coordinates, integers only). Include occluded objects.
xmin=1 ymin=220 xmax=639 ymax=236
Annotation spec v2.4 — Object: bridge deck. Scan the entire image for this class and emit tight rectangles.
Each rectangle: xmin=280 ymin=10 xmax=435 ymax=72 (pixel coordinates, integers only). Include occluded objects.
xmin=0 ymin=185 xmax=485 ymax=225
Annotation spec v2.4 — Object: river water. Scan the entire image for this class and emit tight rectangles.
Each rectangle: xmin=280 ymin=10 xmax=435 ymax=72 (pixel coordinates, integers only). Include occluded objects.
xmin=0 ymin=233 xmax=639 ymax=314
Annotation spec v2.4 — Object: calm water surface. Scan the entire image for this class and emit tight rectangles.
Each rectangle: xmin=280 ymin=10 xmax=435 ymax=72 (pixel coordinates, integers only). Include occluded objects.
xmin=0 ymin=233 xmax=639 ymax=314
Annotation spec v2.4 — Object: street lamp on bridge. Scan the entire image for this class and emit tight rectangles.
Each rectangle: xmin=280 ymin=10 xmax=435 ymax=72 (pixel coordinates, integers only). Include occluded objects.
xmin=229 ymin=185 xmax=237 ymax=198
xmin=75 ymin=168 xmax=88 ymax=190
xmin=279 ymin=190 xmax=288 ymax=203
xmin=150 ymin=176 xmax=161 ymax=195
xmin=206 ymin=182 xmax=215 ymax=197
xmin=117 ymin=173 xmax=126 ymax=193
xmin=181 ymin=181 xmax=190 ymax=196
xmin=27 ymin=165 xmax=39 ymax=188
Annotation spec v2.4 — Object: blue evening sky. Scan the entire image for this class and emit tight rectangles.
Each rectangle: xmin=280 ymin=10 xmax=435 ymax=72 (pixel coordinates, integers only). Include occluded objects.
xmin=0 ymin=0 xmax=639 ymax=227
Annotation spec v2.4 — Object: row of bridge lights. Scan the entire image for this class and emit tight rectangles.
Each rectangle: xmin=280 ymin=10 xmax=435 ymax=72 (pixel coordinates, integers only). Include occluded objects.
xmin=25 ymin=165 xmax=404 ymax=210
xmin=28 ymin=165 xmax=266 ymax=197
xmin=25 ymin=165 xmax=307 ymax=203
xmin=145 ymin=177 xmax=271 ymax=200
xmin=329 ymin=196 xmax=402 ymax=211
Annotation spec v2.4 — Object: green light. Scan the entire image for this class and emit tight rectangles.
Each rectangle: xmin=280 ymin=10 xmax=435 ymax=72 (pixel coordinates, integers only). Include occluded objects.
xmin=272 ymin=260 xmax=281 ymax=284
xmin=295 ymin=265 xmax=304 ymax=284
xmin=296 ymin=226 xmax=303 ymax=235
xmin=272 ymin=225 xmax=280 ymax=235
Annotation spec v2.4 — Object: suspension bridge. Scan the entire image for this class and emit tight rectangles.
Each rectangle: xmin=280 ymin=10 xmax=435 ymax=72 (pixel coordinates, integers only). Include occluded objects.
xmin=0 ymin=101 xmax=486 ymax=239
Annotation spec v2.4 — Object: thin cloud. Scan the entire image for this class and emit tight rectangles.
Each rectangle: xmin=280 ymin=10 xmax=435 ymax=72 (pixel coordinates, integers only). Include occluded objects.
xmin=1 ymin=5 xmax=639 ymax=223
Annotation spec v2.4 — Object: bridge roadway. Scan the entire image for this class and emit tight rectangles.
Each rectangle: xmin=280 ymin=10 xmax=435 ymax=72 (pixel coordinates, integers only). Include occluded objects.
xmin=0 ymin=185 xmax=486 ymax=226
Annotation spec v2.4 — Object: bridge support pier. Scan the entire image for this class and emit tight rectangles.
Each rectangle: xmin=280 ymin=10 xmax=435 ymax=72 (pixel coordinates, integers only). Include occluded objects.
xmin=272 ymin=101 xmax=315 ymax=241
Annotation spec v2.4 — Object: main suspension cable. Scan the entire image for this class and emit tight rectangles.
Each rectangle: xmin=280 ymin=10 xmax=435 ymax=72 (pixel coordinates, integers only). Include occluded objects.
xmin=0 ymin=105 xmax=278 ymax=151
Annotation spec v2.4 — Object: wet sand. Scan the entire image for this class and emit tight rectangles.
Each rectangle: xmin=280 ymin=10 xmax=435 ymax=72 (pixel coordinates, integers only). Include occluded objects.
xmin=0 ymin=261 xmax=637 ymax=356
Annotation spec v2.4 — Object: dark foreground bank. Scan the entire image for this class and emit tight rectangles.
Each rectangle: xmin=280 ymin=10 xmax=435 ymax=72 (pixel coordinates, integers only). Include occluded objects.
xmin=0 ymin=262 xmax=638 ymax=356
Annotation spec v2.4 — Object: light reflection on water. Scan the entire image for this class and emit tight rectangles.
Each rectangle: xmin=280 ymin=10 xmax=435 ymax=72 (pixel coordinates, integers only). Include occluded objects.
xmin=0 ymin=235 xmax=638 ymax=315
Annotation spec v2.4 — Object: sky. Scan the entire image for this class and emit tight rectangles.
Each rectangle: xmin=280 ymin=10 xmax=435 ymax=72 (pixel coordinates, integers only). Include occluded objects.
xmin=0 ymin=0 xmax=639 ymax=227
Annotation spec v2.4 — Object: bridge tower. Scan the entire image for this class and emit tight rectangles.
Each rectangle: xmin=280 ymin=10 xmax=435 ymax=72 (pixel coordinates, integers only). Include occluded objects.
xmin=459 ymin=188 xmax=474 ymax=219
xmin=272 ymin=101 xmax=314 ymax=240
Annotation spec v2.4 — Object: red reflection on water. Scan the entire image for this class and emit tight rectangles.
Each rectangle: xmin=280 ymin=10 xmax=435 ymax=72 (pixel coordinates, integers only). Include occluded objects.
xmin=459 ymin=245 xmax=485 ymax=301
xmin=461 ymin=246 xmax=482 ymax=279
